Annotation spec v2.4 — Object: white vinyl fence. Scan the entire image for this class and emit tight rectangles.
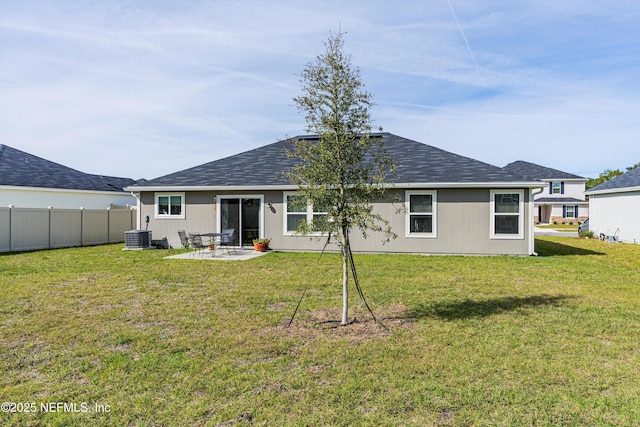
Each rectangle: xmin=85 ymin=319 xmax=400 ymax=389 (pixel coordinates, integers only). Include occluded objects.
xmin=0 ymin=206 xmax=137 ymax=253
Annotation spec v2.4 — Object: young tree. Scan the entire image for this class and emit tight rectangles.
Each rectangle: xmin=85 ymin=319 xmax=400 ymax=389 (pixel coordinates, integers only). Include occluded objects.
xmin=287 ymin=31 xmax=396 ymax=326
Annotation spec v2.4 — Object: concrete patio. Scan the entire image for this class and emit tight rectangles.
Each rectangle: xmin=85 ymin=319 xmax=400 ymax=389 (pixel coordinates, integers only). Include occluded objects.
xmin=164 ymin=248 xmax=271 ymax=261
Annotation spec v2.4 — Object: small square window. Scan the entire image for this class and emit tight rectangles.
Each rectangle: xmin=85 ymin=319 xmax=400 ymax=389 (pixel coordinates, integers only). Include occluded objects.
xmin=155 ymin=193 xmax=185 ymax=219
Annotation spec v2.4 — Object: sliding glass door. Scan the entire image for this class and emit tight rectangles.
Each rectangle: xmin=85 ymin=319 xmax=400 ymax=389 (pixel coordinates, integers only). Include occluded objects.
xmin=219 ymin=196 xmax=263 ymax=247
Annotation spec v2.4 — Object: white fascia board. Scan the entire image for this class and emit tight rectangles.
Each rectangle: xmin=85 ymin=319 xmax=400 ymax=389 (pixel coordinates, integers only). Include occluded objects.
xmin=534 ymin=200 xmax=589 ymax=205
xmin=542 ymin=178 xmax=586 ymax=182
xmin=1 ymin=185 xmax=131 ymax=196
xmin=585 ymin=186 xmax=640 ymax=196
xmin=392 ymin=181 xmax=546 ymax=189
xmin=124 ymin=185 xmax=300 ymax=192
xmin=125 ymin=181 xmax=545 ymax=192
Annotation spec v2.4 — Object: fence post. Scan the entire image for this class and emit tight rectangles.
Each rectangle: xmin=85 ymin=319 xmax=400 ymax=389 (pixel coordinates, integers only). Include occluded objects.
xmin=48 ymin=206 xmax=53 ymax=249
xmin=8 ymin=205 xmax=14 ymax=252
xmin=107 ymin=207 xmax=111 ymax=243
xmin=80 ymin=207 xmax=85 ymax=246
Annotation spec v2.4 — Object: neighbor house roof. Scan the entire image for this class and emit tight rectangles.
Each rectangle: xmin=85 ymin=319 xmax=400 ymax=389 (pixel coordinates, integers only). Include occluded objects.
xmin=128 ymin=133 xmax=543 ymax=190
xmin=503 ymin=161 xmax=584 ymax=181
xmin=0 ymin=144 xmax=138 ymax=192
xmin=585 ymin=167 xmax=640 ymax=195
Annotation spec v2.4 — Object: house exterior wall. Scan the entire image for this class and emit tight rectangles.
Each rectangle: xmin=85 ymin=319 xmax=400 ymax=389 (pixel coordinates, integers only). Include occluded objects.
xmin=588 ymin=191 xmax=640 ymax=244
xmin=539 ymin=204 xmax=588 ymax=224
xmin=141 ymin=187 xmax=534 ymax=255
xmin=280 ymin=188 xmax=533 ymax=256
xmin=0 ymin=186 xmax=136 ymax=209
xmin=533 ymin=179 xmax=588 ymax=224
xmin=537 ymin=180 xmax=586 ymax=200
xmin=137 ymin=191 xmax=217 ymax=243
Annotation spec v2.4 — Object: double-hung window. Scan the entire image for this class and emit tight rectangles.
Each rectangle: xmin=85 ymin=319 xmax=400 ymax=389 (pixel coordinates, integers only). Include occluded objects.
xmin=490 ymin=190 xmax=524 ymax=239
xmin=406 ymin=191 xmax=437 ymax=237
xmin=564 ymin=205 xmax=577 ymax=218
xmin=155 ymin=193 xmax=185 ymax=219
xmin=551 ymin=181 xmax=563 ymax=194
xmin=284 ymin=193 xmax=329 ymax=234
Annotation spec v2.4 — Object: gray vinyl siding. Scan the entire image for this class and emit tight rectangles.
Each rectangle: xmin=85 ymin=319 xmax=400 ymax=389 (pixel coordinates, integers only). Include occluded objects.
xmin=275 ymin=188 xmax=532 ymax=256
xmin=142 ymin=188 xmax=532 ymax=255
xmin=139 ymin=191 xmax=217 ymax=244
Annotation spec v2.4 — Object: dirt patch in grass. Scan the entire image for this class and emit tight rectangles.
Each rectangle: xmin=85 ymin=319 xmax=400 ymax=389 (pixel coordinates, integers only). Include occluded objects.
xmin=270 ymin=302 xmax=416 ymax=342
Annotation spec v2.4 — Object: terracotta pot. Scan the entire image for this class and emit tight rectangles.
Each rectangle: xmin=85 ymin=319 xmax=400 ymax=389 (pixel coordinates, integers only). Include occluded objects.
xmin=253 ymin=243 xmax=268 ymax=252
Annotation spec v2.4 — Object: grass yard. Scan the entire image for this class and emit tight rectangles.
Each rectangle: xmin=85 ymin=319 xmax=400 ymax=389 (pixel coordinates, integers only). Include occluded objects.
xmin=1 ymin=237 xmax=639 ymax=426
xmin=535 ymin=224 xmax=580 ymax=231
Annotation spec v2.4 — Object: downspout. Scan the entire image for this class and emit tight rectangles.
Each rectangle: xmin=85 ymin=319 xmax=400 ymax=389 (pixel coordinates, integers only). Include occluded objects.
xmin=530 ymin=187 xmax=544 ymax=256
xmin=130 ymin=192 xmax=141 ymax=230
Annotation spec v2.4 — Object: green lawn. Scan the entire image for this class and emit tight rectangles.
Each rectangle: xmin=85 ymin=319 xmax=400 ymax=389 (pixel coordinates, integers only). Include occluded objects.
xmin=536 ymin=223 xmax=580 ymax=231
xmin=1 ymin=237 xmax=639 ymax=426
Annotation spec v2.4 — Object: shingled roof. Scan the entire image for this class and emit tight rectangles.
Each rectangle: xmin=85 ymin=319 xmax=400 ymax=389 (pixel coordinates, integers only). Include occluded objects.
xmin=131 ymin=133 xmax=537 ymax=189
xmin=502 ymin=161 xmax=584 ymax=180
xmin=586 ymin=167 xmax=640 ymax=194
xmin=0 ymin=144 xmax=138 ymax=192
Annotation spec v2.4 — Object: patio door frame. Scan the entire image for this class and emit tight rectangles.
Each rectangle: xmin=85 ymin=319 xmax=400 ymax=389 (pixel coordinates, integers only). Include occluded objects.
xmin=216 ymin=194 xmax=264 ymax=248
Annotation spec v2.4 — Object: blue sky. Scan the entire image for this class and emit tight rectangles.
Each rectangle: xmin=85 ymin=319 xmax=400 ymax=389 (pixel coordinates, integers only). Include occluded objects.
xmin=1 ymin=0 xmax=638 ymax=180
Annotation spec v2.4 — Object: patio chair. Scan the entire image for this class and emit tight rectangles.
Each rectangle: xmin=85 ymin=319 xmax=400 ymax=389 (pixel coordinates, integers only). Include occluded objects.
xmin=187 ymin=232 xmax=207 ymax=258
xmin=177 ymin=230 xmax=190 ymax=249
xmin=216 ymin=229 xmax=237 ymax=255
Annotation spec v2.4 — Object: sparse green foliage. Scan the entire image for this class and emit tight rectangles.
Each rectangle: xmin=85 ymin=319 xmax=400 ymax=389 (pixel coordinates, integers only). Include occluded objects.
xmin=286 ymin=31 xmax=396 ymax=325
xmin=586 ymin=162 xmax=640 ymax=189
xmin=586 ymin=168 xmax=623 ymax=189
xmin=586 ymin=161 xmax=639 ymax=190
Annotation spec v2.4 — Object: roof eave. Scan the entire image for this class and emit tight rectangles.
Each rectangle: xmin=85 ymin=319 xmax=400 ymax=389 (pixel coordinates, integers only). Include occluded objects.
xmin=124 ymin=185 xmax=300 ymax=192
xmin=539 ymin=178 xmax=586 ymax=182
xmin=534 ymin=200 xmax=588 ymax=205
xmin=396 ymin=181 xmax=545 ymax=189
xmin=585 ymin=186 xmax=640 ymax=196
xmin=1 ymin=184 xmax=133 ymax=195
xmin=125 ymin=181 xmax=546 ymax=192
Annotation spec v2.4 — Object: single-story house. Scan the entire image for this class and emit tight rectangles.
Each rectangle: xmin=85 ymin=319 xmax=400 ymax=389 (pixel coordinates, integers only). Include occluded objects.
xmin=502 ymin=161 xmax=588 ymax=224
xmin=585 ymin=166 xmax=640 ymax=244
xmin=125 ymin=133 xmax=545 ymax=256
xmin=0 ymin=144 xmax=139 ymax=209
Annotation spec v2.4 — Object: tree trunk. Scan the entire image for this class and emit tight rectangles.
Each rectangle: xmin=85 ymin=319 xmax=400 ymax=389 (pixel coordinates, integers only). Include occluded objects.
xmin=341 ymin=226 xmax=349 ymax=326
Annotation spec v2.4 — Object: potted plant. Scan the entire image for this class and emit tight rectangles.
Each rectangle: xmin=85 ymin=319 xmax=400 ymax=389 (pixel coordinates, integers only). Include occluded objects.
xmin=253 ymin=238 xmax=271 ymax=252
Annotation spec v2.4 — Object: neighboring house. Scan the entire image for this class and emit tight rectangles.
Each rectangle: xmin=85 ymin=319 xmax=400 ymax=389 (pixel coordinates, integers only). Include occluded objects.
xmin=125 ymin=133 xmax=544 ymax=256
xmin=585 ymin=167 xmax=640 ymax=244
xmin=503 ymin=161 xmax=588 ymax=224
xmin=0 ymin=144 xmax=139 ymax=209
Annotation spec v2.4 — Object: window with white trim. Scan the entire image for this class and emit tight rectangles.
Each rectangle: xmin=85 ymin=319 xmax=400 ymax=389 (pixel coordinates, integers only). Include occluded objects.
xmin=564 ymin=205 xmax=577 ymax=218
xmin=155 ymin=193 xmax=185 ymax=219
xmin=406 ymin=191 xmax=437 ymax=237
xmin=552 ymin=181 xmax=563 ymax=194
xmin=490 ymin=190 xmax=524 ymax=239
xmin=284 ymin=193 xmax=329 ymax=234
